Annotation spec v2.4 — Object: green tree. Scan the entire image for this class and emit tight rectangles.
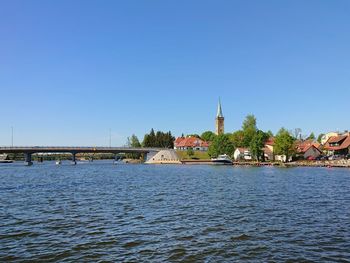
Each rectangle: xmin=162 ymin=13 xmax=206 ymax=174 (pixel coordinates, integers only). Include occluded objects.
xmin=127 ymin=134 xmax=141 ymax=159
xmin=201 ymin=131 xmax=217 ymax=142
xmin=165 ymin=131 xmax=175 ymax=148
xmin=230 ymin=130 xmax=245 ymax=148
xmin=130 ymin=134 xmax=141 ymax=148
xmin=266 ymin=130 xmax=274 ymax=138
xmin=142 ymin=134 xmax=150 ymax=147
xmin=242 ymin=114 xmax=257 ymax=131
xmin=143 ymin=128 xmax=156 ymax=147
xmin=274 ymin=128 xmax=295 ymax=162
xmin=249 ymin=130 xmax=269 ymax=161
xmin=307 ymin=132 xmax=316 ymax=140
xmin=208 ymin=134 xmax=235 ymax=158
xmin=142 ymin=129 xmax=175 ymax=148
xmin=242 ymin=114 xmax=257 ymax=147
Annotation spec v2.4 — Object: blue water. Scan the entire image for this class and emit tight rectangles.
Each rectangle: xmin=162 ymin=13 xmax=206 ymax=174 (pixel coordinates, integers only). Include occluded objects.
xmin=1 ymin=161 xmax=350 ymax=262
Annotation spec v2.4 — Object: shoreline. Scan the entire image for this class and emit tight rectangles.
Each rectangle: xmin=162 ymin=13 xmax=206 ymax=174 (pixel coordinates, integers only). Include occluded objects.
xmin=180 ymin=159 xmax=350 ymax=168
xmin=1 ymin=159 xmax=350 ymax=168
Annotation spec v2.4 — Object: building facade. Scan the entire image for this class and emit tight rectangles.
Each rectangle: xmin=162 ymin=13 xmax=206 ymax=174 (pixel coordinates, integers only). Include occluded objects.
xmin=233 ymin=148 xmax=252 ymax=161
xmin=174 ymin=136 xmax=209 ymax=151
xmin=321 ymin=132 xmax=339 ymax=145
xmin=324 ymin=133 xmax=350 ymax=156
xmin=296 ymin=139 xmax=322 ymax=159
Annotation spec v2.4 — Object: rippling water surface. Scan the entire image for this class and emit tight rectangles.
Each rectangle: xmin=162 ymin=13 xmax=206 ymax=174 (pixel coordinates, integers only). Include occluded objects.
xmin=1 ymin=161 xmax=350 ymax=262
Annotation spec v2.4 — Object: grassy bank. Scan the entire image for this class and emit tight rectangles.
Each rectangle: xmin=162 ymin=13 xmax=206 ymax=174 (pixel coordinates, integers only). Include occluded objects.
xmin=176 ymin=150 xmax=210 ymax=161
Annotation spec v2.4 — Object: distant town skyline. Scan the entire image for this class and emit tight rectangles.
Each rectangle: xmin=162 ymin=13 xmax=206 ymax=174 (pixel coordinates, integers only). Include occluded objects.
xmin=1 ymin=1 xmax=350 ymax=146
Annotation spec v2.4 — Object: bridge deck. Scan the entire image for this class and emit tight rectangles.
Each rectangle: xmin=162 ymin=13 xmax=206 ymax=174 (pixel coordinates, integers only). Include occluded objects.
xmin=0 ymin=147 xmax=162 ymax=154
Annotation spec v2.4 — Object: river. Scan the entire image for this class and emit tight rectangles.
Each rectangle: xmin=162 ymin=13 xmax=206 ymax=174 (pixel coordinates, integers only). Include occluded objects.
xmin=1 ymin=161 xmax=350 ymax=262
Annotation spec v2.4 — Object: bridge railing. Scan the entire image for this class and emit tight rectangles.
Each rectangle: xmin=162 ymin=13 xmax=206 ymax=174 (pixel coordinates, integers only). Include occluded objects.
xmin=0 ymin=146 xmax=165 ymax=151
xmin=0 ymin=146 xmax=137 ymax=149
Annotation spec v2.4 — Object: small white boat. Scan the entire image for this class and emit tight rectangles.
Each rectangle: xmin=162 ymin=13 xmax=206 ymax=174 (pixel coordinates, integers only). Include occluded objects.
xmin=55 ymin=160 xmax=61 ymax=165
xmin=211 ymin=154 xmax=233 ymax=165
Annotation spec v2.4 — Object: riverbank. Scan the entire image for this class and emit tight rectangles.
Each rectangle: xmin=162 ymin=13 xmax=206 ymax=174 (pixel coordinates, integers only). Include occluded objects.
xmin=1 ymin=158 xmax=349 ymax=168
xmin=286 ymin=160 xmax=350 ymax=168
xmin=181 ymin=159 xmax=350 ymax=168
xmin=181 ymin=159 xmax=213 ymax=165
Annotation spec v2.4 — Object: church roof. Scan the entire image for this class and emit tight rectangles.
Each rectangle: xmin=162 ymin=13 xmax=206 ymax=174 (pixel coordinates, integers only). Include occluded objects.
xmin=216 ymin=99 xmax=224 ymax=118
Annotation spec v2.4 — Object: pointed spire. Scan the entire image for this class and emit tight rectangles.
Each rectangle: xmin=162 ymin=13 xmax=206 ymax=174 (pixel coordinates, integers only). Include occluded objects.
xmin=216 ymin=98 xmax=223 ymax=118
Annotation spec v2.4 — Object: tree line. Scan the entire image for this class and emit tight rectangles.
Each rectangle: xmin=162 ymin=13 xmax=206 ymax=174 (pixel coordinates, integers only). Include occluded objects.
xmin=127 ymin=118 xmax=319 ymax=162
xmin=191 ymin=115 xmax=318 ymax=162
xmin=127 ymin=129 xmax=175 ymax=149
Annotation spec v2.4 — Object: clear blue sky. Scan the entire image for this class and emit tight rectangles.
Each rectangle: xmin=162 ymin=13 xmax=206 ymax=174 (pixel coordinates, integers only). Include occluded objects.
xmin=1 ymin=0 xmax=349 ymax=146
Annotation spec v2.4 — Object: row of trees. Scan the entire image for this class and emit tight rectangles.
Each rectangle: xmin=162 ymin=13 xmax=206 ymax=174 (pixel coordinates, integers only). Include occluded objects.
xmin=142 ymin=129 xmax=175 ymax=148
xmin=127 ymin=129 xmax=175 ymax=149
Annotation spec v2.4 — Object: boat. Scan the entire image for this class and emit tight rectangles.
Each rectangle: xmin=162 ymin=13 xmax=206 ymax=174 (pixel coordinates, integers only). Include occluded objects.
xmin=0 ymin=154 xmax=12 ymax=163
xmin=55 ymin=160 xmax=61 ymax=165
xmin=211 ymin=154 xmax=233 ymax=165
xmin=0 ymin=160 xmax=13 ymax=164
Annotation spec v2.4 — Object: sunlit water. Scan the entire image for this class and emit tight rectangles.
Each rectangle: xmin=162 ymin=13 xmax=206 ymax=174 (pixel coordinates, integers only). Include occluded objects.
xmin=1 ymin=161 xmax=350 ymax=262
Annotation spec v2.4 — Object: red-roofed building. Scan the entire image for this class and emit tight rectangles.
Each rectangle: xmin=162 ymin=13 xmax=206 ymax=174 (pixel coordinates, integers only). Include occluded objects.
xmin=174 ymin=136 xmax=209 ymax=151
xmin=296 ymin=139 xmax=322 ymax=159
xmin=324 ymin=133 xmax=350 ymax=155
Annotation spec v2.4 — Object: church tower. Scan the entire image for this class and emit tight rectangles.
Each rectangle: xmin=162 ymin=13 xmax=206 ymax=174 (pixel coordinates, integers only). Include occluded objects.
xmin=215 ymin=99 xmax=224 ymax=135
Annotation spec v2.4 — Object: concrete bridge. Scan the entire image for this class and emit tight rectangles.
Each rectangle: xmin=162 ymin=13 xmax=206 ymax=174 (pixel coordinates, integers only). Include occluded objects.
xmin=0 ymin=146 xmax=162 ymax=165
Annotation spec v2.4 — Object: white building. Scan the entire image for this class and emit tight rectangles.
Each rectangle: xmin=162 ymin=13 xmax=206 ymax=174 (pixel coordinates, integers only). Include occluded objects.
xmin=233 ymin=148 xmax=252 ymax=161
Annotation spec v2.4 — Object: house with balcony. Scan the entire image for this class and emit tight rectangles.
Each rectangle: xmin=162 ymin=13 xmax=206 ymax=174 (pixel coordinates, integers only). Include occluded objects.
xmin=324 ymin=133 xmax=350 ymax=156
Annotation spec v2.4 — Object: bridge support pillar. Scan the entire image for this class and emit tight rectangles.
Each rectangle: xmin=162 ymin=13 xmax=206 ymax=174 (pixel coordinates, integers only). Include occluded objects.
xmin=113 ymin=154 xmax=118 ymax=164
xmin=142 ymin=153 xmax=148 ymax=163
xmin=71 ymin=152 xmax=77 ymax=165
xmin=24 ymin=153 xmax=33 ymax=166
